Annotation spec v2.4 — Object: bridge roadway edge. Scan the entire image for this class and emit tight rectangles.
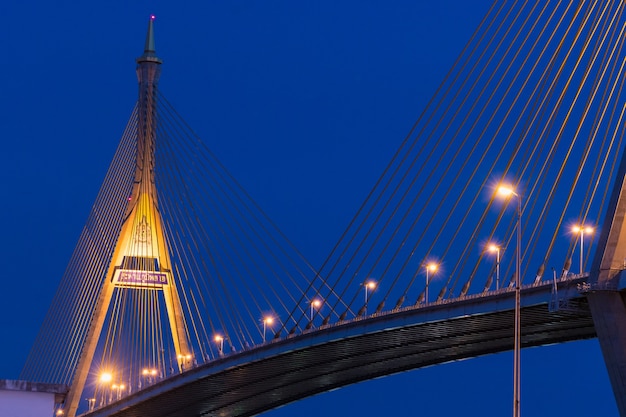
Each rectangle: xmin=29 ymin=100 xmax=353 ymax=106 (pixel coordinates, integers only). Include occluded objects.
xmin=83 ymin=277 xmax=598 ymax=417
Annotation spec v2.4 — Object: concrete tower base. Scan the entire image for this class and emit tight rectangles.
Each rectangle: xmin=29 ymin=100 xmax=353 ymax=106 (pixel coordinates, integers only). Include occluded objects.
xmin=588 ymin=291 xmax=626 ymax=416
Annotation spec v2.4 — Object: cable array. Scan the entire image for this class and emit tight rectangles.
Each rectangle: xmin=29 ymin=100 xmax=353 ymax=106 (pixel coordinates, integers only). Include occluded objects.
xmin=21 ymin=107 xmax=137 ymax=386
xmin=281 ymin=0 xmax=626 ymax=332
xmin=20 ymin=91 xmax=320 ymax=405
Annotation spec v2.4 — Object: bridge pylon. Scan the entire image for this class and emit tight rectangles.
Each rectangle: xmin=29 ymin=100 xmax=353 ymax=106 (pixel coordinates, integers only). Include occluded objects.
xmin=588 ymin=127 xmax=626 ymax=416
xmin=63 ymin=17 xmax=191 ymax=417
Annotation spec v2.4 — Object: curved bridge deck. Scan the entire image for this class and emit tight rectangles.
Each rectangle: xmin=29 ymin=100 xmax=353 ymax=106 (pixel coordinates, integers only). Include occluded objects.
xmin=83 ymin=276 xmax=598 ymax=417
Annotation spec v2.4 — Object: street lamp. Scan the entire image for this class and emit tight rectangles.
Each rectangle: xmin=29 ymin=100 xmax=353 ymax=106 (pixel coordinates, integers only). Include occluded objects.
xmin=497 ymin=184 xmax=521 ymax=417
xmin=310 ymin=299 xmax=321 ymax=321
xmin=178 ymin=353 xmax=192 ymax=370
xmin=111 ymin=383 xmax=125 ymax=401
xmin=262 ymin=316 xmax=274 ymax=343
xmin=363 ymin=281 xmax=377 ymax=313
xmin=488 ymin=244 xmax=501 ymax=290
xmin=425 ymin=263 xmax=438 ymax=303
xmin=141 ymin=368 xmax=158 ymax=386
xmin=98 ymin=372 xmax=113 ymax=406
xmin=86 ymin=398 xmax=95 ymax=412
xmin=214 ymin=335 xmax=225 ymax=355
xmin=572 ymin=225 xmax=593 ymax=275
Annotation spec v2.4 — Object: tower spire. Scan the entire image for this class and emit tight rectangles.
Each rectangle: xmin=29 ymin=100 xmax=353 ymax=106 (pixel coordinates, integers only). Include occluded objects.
xmin=137 ymin=15 xmax=162 ymax=63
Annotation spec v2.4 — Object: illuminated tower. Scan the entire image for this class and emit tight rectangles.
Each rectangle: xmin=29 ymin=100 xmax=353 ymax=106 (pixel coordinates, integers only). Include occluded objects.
xmin=64 ymin=17 xmax=191 ymax=416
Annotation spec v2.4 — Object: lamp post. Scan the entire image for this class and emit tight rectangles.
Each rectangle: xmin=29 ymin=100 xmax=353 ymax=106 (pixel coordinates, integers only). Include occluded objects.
xmin=111 ymin=383 xmax=125 ymax=401
xmin=214 ymin=335 xmax=225 ymax=356
xmin=364 ymin=281 xmax=377 ymax=313
xmin=572 ymin=225 xmax=593 ymax=275
xmin=142 ymin=368 xmax=158 ymax=386
xmin=98 ymin=372 xmax=112 ymax=406
xmin=310 ymin=299 xmax=321 ymax=321
xmin=178 ymin=353 xmax=192 ymax=370
xmin=425 ymin=263 xmax=438 ymax=303
xmin=262 ymin=316 xmax=274 ymax=343
xmin=488 ymin=244 xmax=501 ymax=290
xmin=497 ymin=184 xmax=521 ymax=417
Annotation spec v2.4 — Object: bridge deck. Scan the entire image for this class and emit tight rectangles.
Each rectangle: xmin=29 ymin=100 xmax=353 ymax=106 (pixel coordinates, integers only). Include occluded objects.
xmin=83 ymin=277 xmax=597 ymax=417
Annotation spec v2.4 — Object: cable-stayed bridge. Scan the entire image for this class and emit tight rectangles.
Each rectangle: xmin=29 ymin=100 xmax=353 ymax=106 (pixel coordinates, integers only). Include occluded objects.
xmin=18 ymin=1 xmax=626 ymax=416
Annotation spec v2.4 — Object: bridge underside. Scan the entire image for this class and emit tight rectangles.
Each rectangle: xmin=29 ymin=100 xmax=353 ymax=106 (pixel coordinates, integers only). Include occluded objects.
xmin=85 ymin=284 xmax=596 ymax=417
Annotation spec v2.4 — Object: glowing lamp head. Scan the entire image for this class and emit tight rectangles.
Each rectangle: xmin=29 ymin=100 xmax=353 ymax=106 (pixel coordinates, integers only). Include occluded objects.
xmin=427 ymin=263 xmax=438 ymax=273
xmin=573 ymin=225 xmax=593 ymax=234
xmin=150 ymin=14 xmax=156 ymax=20
xmin=365 ymin=281 xmax=377 ymax=289
xmin=496 ymin=185 xmax=516 ymax=198
xmin=142 ymin=368 xmax=149 ymax=376
xmin=488 ymin=244 xmax=499 ymax=253
xmin=311 ymin=299 xmax=321 ymax=308
xmin=150 ymin=369 xmax=158 ymax=376
xmin=214 ymin=335 xmax=224 ymax=343
xmin=56 ymin=410 xmax=64 ymax=416
xmin=264 ymin=316 xmax=274 ymax=325
xmin=185 ymin=354 xmax=192 ymax=360
xmin=99 ymin=372 xmax=113 ymax=384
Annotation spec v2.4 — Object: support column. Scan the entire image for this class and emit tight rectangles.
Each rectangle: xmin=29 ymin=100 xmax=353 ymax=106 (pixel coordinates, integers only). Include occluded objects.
xmin=587 ymin=123 xmax=626 ymax=415
xmin=588 ymin=291 xmax=626 ymax=416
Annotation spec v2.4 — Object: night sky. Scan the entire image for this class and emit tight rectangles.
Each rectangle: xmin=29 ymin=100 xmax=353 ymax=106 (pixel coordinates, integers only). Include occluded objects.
xmin=0 ymin=1 xmax=619 ymax=415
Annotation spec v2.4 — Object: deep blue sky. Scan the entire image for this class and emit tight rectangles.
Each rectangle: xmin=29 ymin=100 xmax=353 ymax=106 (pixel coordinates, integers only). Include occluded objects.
xmin=0 ymin=1 xmax=618 ymax=415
